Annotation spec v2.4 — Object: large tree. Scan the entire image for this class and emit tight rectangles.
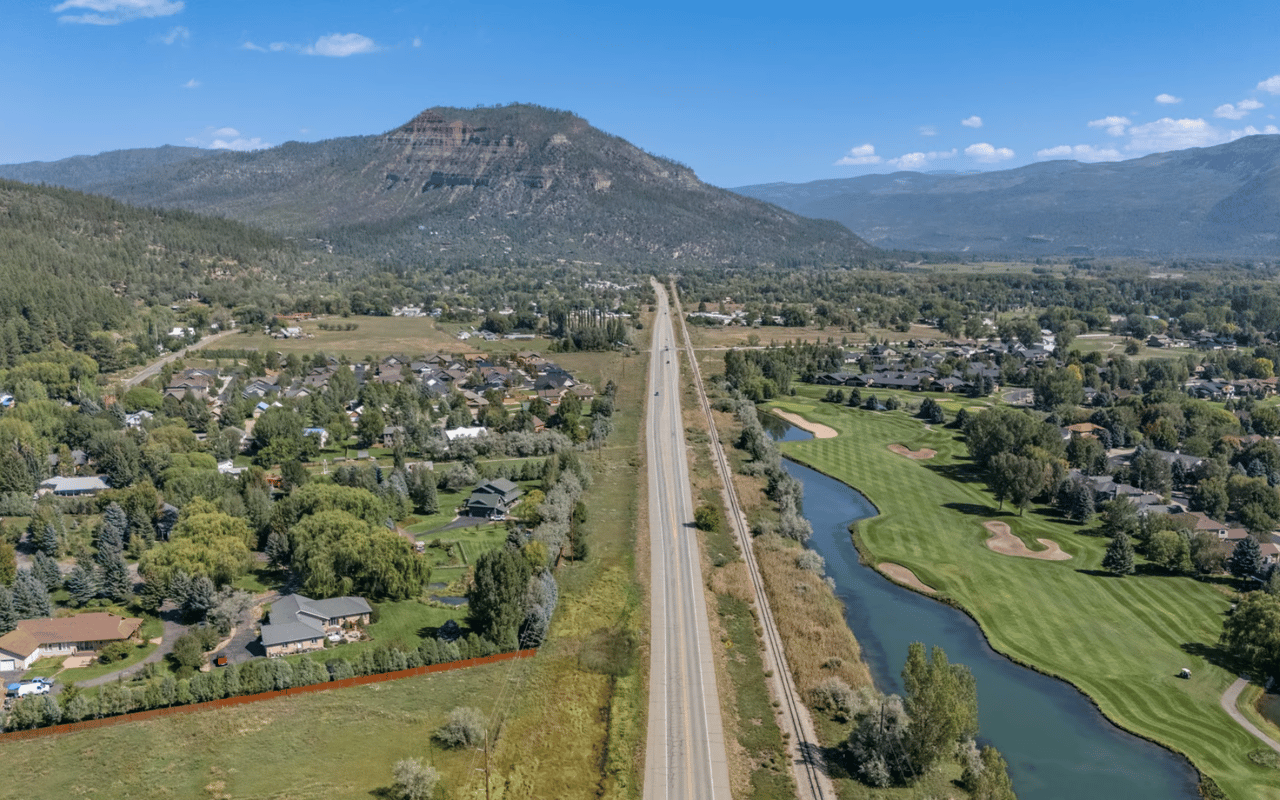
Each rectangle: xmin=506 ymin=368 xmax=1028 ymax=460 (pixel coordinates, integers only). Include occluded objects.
xmin=902 ymin=642 xmax=978 ymax=774
xmin=1220 ymin=591 xmax=1280 ymax=679
xmin=1228 ymin=536 xmax=1263 ymax=580
xmin=467 ymin=547 xmax=533 ymax=649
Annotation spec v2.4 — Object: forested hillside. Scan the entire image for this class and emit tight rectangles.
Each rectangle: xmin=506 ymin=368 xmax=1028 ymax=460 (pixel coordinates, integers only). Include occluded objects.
xmin=0 ymin=180 xmax=312 ymax=369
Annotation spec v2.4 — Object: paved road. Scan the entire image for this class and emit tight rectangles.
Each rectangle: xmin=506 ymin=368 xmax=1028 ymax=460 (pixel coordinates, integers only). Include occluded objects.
xmin=643 ymin=282 xmax=732 ymax=800
xmin=77 ymin=611 xmax=187 ymax=688
xmin=1221 ymin=677 xmax=1280 ymax=755
xmin=123 ymin=328 xmax=238 ymax=389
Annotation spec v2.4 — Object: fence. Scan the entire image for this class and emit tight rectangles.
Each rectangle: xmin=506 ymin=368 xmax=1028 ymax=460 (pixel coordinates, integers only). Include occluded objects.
xmin=0 ymin=648 xmax=537 ymax=743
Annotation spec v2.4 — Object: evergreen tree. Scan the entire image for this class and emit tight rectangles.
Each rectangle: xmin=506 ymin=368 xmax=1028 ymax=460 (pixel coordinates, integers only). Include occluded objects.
xmin=0 ymin=541 xmax=15 ymax=587
xmin=467 ymin=547 xmax=534 ymax=648
xmin=38 ymin=522 xmax=60 ymax=557
xmin=265 ymin=528 xmax=291 ymax=569
xmin=97 ymin=551 xmax=132 ymax=602
xmin=12 ymin=569 xmax=52 ymax=619
xmin=1102 ymin=533 xmax=1136 ymax=576
xmin=0 ymin=585 xmax=15 ymax=633
xmin=31 ymin=550 xmax=62 ymax=590
xmin=1228 ymin=536 xmax=1263 ymax=579
xmin=66 ymin=563 xmax=98 ymax=607
xmin=136 ymin=576 xmax=167 ymax=612
xmin=410 ymin=466 xmax=439 ymax=515
xmin=183 ymin=575 xmax=216 ymax=620
xmin=155 ymin=504 xmax=179 ymax=542
xmin=96 ymin=502 xmax=128 ymax=563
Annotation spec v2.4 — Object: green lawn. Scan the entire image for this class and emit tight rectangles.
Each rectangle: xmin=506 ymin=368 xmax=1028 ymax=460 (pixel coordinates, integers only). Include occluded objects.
xmin=767 ymin=397 xmax=1279 ymax=800
xmin=55 ymin=616 xmax=165 ymax=685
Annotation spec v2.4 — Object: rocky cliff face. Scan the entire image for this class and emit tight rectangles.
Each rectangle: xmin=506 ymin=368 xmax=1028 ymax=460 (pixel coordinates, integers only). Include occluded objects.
xmin=5 ymin=104 xmax=866 ymax=267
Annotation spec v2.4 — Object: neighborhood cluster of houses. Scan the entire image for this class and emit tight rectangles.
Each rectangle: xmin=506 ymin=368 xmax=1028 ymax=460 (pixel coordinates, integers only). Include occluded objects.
xmin=1062 ymin=430 xmax=1280 ymax=573
xmin=813 ymin=340 xmax=1017 ymax=395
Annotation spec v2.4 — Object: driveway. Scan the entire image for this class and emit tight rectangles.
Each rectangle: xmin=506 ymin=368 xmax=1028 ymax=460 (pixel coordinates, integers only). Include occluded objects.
xmin=75 ymin=609 xmax=188 ymax=689
xmin=213 ymin=591 xmax=281 ymax=665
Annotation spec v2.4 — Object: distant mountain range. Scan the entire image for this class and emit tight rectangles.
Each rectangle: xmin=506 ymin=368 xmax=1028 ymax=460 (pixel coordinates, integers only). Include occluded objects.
xmin=734 ymin=136 xmax=1280 ymax=258
xmin=0 ymin=105 xmax=869 ymax=268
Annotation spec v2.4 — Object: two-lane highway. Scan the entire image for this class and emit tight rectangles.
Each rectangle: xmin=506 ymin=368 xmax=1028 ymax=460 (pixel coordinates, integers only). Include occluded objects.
xmin=644 ymin=282 xmax=731 ymax=800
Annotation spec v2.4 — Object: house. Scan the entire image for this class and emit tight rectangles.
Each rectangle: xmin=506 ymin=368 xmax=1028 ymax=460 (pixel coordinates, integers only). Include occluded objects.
xmin=37 ymin=475 xmax=109 ymax=497
xmin=0 ymin=613 xmax=143 ymax=672
xmin=465 ymin=478 xmax=523 ymax=518
xmin=382 ymin=425 xmax=406 ymax=448
xmin=124 ymin=409 xmax=154 ymax=428
xmin=259 ymin=595 xmax=372 ymax=657
xmin=445 ymin=426 xmax=488 ymax=442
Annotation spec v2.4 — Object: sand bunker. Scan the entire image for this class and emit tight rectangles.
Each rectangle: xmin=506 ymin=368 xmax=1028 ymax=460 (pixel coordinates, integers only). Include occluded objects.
xmin=982 ymin=520 xmax=1072 ymax=561
xmin=888 ymin=443 xmax=937 ymax=460
xmin=878 ymin=563 xmax=937 ymax=594
xmin=772 ymin=410 xmax=838 ymax=439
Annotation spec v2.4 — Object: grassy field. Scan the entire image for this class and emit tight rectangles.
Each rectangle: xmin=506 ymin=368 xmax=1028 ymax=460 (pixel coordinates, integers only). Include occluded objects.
xmin=767 ymin=397 xmax=1279 ymax=800
xmin=0 ymin=659 xmax=533 ymax=799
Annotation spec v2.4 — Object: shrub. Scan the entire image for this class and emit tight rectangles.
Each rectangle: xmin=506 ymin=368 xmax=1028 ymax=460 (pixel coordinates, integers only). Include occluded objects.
xmin=796 ymin=549 xmax=825 ymax=573
xmin=434 ymin=706 xmax=487 ymax=749
xmin=810 ymin=676 xmax=858 ymax=721
xmin=98 ymin=640 xmax=132 ymax=664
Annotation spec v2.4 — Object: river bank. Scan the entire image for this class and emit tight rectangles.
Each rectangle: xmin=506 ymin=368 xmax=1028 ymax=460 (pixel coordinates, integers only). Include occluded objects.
xmin=767 ymin=396 xmax=1277 ymax=800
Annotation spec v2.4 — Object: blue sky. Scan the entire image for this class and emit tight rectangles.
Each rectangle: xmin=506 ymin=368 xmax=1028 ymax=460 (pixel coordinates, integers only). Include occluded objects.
xmin=4 ymin=0 xmax=1280 ymax=187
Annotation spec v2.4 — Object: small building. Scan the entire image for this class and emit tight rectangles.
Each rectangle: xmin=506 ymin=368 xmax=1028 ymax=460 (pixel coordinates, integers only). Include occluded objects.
xmin=37 ymin=475 xmax=109 ymax=497
xmin=465 ymin=478 xmax=523 ymax=519
xmin=0 ymin=613 xmax=143 ymax=671
xmin=259 ymin=595 xmax=372 ymax=657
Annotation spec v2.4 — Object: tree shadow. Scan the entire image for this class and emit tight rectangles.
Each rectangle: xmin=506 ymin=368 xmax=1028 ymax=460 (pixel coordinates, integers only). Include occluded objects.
xmin=368 ymin=788 xmax=397 ymax=800
xmin=1076 ymin=568 xmax=1121 ymax=578
xmin=820 ymin=744 xmax=854 ymax=780
xmin=1180 ymin=641 xmax=1237 ymax=673
xmin=924 ymin=462 xmax=985 ymax=484
xmin=942 ymin=502 xmax=998 ymax=518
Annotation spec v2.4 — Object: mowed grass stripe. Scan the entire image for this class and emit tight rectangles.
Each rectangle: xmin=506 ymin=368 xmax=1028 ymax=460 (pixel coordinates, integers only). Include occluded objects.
xmin=767 ymin=398 xmax=1279 ymax=800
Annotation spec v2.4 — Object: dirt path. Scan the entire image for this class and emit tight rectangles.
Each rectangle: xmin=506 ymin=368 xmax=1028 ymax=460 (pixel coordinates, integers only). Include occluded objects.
xmin=982 ymin=520 xmax=1072 ymax=561
xmin=878 ymin=563 xmax=936 ymax=594
xmin=888 ymin=443 xmax=936 ymax=460
xmin=1221 ymin=678 xmax=1280 ymax=755
xmin=771 ymin=409 xmax=838 ymax=439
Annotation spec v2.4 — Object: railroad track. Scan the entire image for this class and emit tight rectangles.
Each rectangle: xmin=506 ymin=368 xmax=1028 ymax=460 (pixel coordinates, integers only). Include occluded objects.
xmin=670 ymin=282 xmax=834 ymax=800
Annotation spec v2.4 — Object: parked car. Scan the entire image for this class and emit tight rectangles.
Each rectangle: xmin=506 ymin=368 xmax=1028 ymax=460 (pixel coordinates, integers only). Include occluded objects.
xmin=27 ymin=676 xmax=53 ymax=687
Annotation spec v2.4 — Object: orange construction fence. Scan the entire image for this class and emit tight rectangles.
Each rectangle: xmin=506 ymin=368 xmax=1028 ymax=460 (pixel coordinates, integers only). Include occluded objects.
xmin=0 ymin=648 xmax=536 ymax=743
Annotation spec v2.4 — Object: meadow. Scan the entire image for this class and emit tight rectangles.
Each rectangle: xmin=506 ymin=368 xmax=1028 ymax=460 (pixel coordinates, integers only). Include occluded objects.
xmin=767 ymin=396 xmax=1279 ymax=800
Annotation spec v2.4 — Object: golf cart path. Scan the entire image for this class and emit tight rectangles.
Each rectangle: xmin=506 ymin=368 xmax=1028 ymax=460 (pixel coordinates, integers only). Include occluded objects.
xmin=1221 ymin=677 xmax=1280 ymax=755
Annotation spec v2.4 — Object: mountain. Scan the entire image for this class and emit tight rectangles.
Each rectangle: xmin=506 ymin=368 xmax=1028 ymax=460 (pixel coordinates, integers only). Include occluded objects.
xmin=734 ymin=136 xmax=1280 ymax=258
xmin=0 ymin=105 xmax=870 ymax=268
xmin=0 ymin=145 xmax=215 ymax=189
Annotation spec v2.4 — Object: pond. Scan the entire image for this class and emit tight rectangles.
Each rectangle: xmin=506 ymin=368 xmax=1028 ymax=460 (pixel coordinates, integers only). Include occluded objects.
xmin=767 ymin=415 xmax=1200 ymax=800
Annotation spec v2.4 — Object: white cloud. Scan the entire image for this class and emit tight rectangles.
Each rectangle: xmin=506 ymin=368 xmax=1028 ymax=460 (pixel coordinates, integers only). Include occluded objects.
xmin=1035 ymin=144 xmax=1123 ymax=162
xmin=1230 ymin=124 xmax=1280 ymax=138
xmin=182 ymin=78 xmax=199 ymax=89
xmin=305 ymin=33 xmax=378 ymax=57
xmin=1214 ymin=99 xmax=1263 ymax=120
xmin=159 ymin=24 xmax=188 ymax=44
xmin=412 ymin=36 xmax=422 ymax=47
xmin=1258 ymin=75 xmax=1280 ymax=95
xmin=1087 ymin=116 xmax=1131 ymax=136
xmin=241 ymin=41 xmax=266 ymax=52
xmin=961 ymin=115 xmax=983 ymax=128
xmin=186 ymin=126 xmax=272 ymax=152
xmin=1125 ymin=117 xmax=1229 ymax=152
xmin=887 ymin=149 xmax=957 ymax=170
xmin=918 ymin=125 xmax=937 ymax=136
xmin=834 ymin=143 xmax=881 ymax=166
xmin=965 ymin=142 xmax=1015 ymax=163
xmin=1155 ymin=93 xmax=1182 ymax=105
xmin=54 ymin=0 xmax=183 ymax=25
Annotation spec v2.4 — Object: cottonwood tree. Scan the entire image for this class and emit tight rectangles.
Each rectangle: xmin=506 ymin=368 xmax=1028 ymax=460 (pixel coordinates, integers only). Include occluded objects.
xmin=961 ymin=744 xmax=1018 ymax=800
xmin=1220 ymin=591 xmax=1280 ymax=679
xmin=902 ymin=642 xmax=978 ymax=773
xmin=434 ymin=706 xmax=487 ymax=748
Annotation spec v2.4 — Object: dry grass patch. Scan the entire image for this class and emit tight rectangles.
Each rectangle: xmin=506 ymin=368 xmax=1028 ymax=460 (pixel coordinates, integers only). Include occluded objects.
xmin=753 ymin=534 xmax=871 ymax=698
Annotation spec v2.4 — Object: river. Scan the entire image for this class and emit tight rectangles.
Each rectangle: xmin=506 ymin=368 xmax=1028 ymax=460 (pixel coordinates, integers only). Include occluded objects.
xmin=763 ymin=415 xmax=1200 ymax=800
